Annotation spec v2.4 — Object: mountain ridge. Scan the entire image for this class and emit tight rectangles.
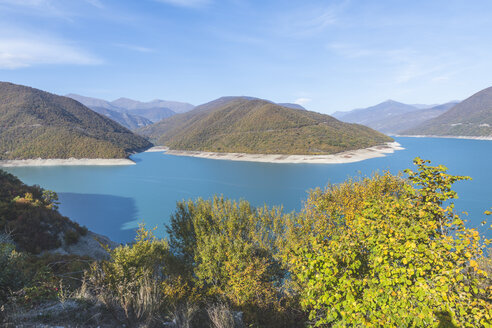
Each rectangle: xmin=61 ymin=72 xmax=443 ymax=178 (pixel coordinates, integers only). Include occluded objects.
xmin=404 ymin=87 xmax=492 ymax=137
xmin=138 ymin=96 xmax=392 ymax=155
xmin=67 ymin=94 xmax=195 ymax=122
xmin=0 ymin=82 xmax=152 ymax=160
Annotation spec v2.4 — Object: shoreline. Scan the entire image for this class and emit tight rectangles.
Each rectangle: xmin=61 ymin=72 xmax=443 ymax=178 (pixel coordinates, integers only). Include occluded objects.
xmin=144 ymin=146 xmax=169 ymax=152
xmin=162 ymin=142 xmax=404 ymax=164
xmin=395 ymin=134 xmax=492 ymax=141
xmin=0 ymin=158 xmax=136 ymax=167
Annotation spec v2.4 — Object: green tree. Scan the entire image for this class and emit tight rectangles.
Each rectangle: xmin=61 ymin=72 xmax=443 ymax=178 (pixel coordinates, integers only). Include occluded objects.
xmin=289 ymin=158 xmax=491 ymax=327
xmin=166 ymin=196 xmax=296 ymax=327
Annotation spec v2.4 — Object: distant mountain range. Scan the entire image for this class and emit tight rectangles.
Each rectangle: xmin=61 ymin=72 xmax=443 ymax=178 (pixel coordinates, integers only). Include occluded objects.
xmin=404 ymin=87 xmax=492 ymax=137
xmin=87 ymin=106 xmax=153 ymax=130
xmin=66 ymin=94 xmax=195 ymax=128
xmin=333 ymin=100 xmax=460 ymax=134
xmin=138 ymin=96 xmax=392 ymax=155
xmin=0 ymin=82 xmax=152 ymax=160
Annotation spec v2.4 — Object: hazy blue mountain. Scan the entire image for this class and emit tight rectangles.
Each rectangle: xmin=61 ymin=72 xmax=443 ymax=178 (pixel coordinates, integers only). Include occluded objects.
xmin=374 ymin=102 xmax=459 ymax=134
xmin=410 ymin=103 xmax=439 ymax=109
xmin=66 ymin=94 xmax=195 ymax=123
xmin=111 ymin=97 xmax=194 ymax=114
xmin=90 ymin=106 xmax=153 ymax=130
xmin=66 ymin=93 xmax=116 ymax=110
xmin=332 ymin=100 xmax=419 ymax=125
xmin=404 ymin=87 xmax=492 ymax=137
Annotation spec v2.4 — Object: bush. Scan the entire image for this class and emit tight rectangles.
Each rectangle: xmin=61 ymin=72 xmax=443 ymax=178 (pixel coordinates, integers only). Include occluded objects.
xmin=166 ymin=196 xmax=297 ymax=327
xmin=84 ymin=225 xmax=170 ymax=327
xmin=289 ymin=158 xmax=491 ymax=327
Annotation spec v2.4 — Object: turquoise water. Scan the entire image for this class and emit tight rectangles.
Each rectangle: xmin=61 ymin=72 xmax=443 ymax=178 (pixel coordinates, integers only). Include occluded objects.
xmin=3 ymin=137 xmax=492 ymax=242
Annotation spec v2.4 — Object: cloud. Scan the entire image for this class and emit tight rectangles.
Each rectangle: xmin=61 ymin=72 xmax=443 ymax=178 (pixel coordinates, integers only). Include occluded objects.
xmin=327 ymin=43 xmax=455 ymax=85
xmin=153 ymin=0 xmax=211 ymax=8
xmin=274 ymin=2 xmax=348 ymax=38
xmin=294 ymin=98 xmax=312 ymax=106
xmin=113 ymin=43 xmax=154 ymax=53
xmin=84 ymin=0 xmax=104 ymax=9
xmin=0 ymin=36 xmax=102 ymax=69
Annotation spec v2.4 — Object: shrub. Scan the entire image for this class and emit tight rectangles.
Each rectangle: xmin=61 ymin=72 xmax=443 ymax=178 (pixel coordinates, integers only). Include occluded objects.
xmin=84 ymin=225 xmax=170 ymax=327
xmin=63 ymin=229 xmax=80 ymax=245
xmin=289 ymin=158 xmax=491 ymax=327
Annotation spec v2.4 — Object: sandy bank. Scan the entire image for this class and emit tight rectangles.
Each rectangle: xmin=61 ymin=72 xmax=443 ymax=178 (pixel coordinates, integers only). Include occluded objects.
xmin=144 ymin=146 xmax=170 ymax=152
xmin=396 ymin=135 xmax=492 ymax=141
xmin=0 ymin=158 xmax=135 ymax=167
xmin=162 ymin=142 xmax=404 ymax=164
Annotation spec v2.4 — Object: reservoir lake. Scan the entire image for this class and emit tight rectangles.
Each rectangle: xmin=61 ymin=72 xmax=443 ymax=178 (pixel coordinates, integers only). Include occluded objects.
xmin=4 ymin=137 xmax=492 ymax=242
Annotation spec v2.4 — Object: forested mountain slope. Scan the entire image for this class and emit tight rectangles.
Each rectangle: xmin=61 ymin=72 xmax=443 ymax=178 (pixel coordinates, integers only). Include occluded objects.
xmin=0 ymin=82 xmax=152 ymax=159
xmin=138 ymin=97 xmax=392 ymax=155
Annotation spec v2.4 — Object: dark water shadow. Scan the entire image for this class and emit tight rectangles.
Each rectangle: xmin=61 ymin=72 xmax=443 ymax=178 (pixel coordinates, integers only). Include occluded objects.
xmin=58 ymin=192 xmax=138 ymax=243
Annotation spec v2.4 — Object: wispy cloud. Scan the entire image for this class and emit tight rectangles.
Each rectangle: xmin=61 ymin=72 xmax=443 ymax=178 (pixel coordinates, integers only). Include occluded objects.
xmin=84 ymin=0 xmax=104 ymax=9
xmin=295 ymin=97 xmax=312 ymax=106
xmin=0 ymin=36 xmax=102 ymax=69
xmin=153 ymin=0 xmax=211 ymax=8
xmin=327 ymin=43 xmax=456 ymax=84
xmin=113 ymin=43 xmax=154 ymax=53
xmin=274 ymin=2 xmax=348 ymax=38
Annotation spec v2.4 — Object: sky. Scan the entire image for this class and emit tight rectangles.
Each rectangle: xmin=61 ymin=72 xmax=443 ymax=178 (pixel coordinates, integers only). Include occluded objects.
xmin=1 ymin=0 xmax=492 ymax=114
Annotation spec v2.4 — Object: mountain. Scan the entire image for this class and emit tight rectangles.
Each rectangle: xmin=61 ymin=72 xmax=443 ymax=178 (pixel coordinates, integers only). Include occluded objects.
xmin=90 ymin=106 xmax=153 ymax=130
xmin=121 ymin=106 xmax=176 ymax=123
xmin=67 ymin=94 xmax=194 ymax=123
xmin=332 ymin=100 xmax=460 ymax=134
xmin=138 ymin=97 xmax=392 ymax=155
xmin=65 ymin=93 xmax=116 ymax=110
xmin=404 ymin=87 xmax=492 ymax=137
xmin=371 ymin=102 xmax=459 ymax=134
xmin=111 ymin=97 xmax=194 ymax=114
xmin=277 ymin=103 xmax=307 ymax=110
xmin=410 ymin=103 xmax=439 ymax=109
xmin=0 ymin=82 xmax=152 ymax=160
xmin=332 ymin=100 xmax=419 ymax=125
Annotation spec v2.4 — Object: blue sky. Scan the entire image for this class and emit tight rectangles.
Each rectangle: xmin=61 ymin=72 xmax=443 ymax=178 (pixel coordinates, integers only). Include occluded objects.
xmin=1 ymin=0 xmax=492 ymax=113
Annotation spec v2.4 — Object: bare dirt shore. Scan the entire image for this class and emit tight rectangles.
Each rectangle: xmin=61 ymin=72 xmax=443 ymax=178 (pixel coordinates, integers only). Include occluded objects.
xmin=0 ymin=158 xmax=136 ymax=167
xmin=144 ymin=146 xmax=170 ymax=152
xmin=162 ymin=142 xmax=404 ymax=164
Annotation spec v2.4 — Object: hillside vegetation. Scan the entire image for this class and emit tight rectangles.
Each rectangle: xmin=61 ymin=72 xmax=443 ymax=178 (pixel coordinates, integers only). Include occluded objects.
xmin=404 ymin=87 xmax=492 ymax=137
xmin=0 ymin=82 xmax=152 ymax=159
xmin=0 ymin=170 xmax=87 ymax=253
xmin=139 ymin=97 xmax=392 ymax=155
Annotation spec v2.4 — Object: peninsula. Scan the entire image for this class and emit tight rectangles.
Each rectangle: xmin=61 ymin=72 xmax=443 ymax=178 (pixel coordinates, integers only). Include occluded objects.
xmin=138 ymin=96 xmax=394 ymax=158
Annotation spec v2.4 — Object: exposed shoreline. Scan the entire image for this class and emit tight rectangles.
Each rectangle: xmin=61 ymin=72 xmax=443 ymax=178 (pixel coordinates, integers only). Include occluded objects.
xmin=396 ymin=134 xmax=492 ymax=141
xmin=145 ymin=146 xmax=170 ymax=152
xmin=0 ymin=158 xmax=136 ymax=167
xmin=162 ymin=142 xmax=404 ymax=164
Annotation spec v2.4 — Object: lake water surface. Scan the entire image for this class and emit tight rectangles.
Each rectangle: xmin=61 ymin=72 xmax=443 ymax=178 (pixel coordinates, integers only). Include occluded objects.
xmin=4 ymin=137 xmax=492 ymax=242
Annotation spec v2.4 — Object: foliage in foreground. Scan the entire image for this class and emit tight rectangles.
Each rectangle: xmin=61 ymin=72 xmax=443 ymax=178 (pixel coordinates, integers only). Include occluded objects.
xmin=0 ymin=169 xmax=87 ymax=253
xmin=289 ymin=158 xmax=491 ymax=327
